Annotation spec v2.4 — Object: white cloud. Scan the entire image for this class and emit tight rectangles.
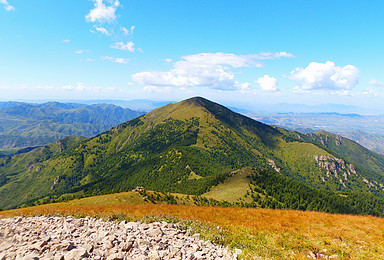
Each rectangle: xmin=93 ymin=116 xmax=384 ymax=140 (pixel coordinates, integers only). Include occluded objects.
xmin=290 ymin=61 xmax=359 ymax=92
xmin=62 ymin=39 xmax=70 ymax=43
xmin=236 ymin=82 xmax=251 ymax=91
xmin=35 ymin=85 xmax=54 ymax=90
xmin=62 ymin=83 xmax=89 ymax=91
xmin=101 ymin=56 xmax=113 ymax=60
xmin=334 ymin=90 xmax=351 ymax=96
xmin=363 ymin=88 xmax=377 ymax=97
xmin=86 ymin=0 xmax=120 ymax=23
xmin=120 ymin=27 xmax=129 ymax=35
xmin=103 ymin=87 xmax=117 ymax=92
xmin=132 ymin=52 xmax=293 ymax=91
xmin=235 ymin=82 xmax=256 ymax=94
xmin=62 ymin=85 xmax=74 ymax=90
xmin=92 ymin=26 xmax=111 ymax=35
xmin=0 ymin=0 xmax=14 ymax=11
xmin=75 ymin=50 xmax=90 ymax=54
xmin=101 ymin=56 xmax=129 ymax=64
xmin=369 ymin=79 xmax=383 ymax=87
xmin=121 ymin=25 xmax=134 ymax=36
xmin=114 ymin=57 xmax=129 ymax=64
xmin=180 ymin=53 xmax=263 ymax=68
xmin=111 ymin=41 xmax=135 ymax=52
xmin=293 ymin=86 xmax=311 ymax=94
xmin=257 ymin=75 xmax=280 ymax=91
xmin=255 ymin=51 xmax=295 ymax=60
xmin=143 ymin=86 xmax=171 ymax=93
xmin=61 ymin=84 xmax=119 ymax=93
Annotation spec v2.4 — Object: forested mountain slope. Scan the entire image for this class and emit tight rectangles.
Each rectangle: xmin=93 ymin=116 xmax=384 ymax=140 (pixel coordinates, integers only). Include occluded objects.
xmin=1 ymin=97 xmax=384 ymax=210
xmin=0 ymin=102 xmax=144 ymax=150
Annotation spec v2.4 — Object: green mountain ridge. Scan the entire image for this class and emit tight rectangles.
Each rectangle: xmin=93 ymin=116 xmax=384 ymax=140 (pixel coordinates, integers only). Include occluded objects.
xmin=0 ymin=102 xmax=144 ymax=150
xmin=1 ymin=97 xmax=384 ymax=212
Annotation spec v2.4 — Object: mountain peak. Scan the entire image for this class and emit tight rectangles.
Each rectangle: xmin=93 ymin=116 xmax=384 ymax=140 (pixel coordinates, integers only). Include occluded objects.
xmin=179 ymin=96 xmax=230 ymax=113
xmin=181 ymin=96 xmax=211 ymax=106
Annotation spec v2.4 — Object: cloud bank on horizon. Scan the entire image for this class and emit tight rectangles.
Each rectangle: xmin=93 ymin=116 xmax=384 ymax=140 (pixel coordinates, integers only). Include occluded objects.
xmin=0 ymin=0 xmax=383 ymax=111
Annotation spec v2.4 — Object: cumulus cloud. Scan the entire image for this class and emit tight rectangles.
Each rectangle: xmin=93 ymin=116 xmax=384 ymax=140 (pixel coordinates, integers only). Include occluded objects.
xmin=257 ymin=75 xmax=279 ymax=91
xmin=101 ymin=56 xmax=129 ymax=64
xmin=235 ymin=82 xmax=251 ymax=93
xmin=111 ymin=41 xmax=135 ymax=52
xmin=132 ymin=52 xmax=293 ymax=91
xmin=290 ymin=61 xmax=359 ymax=92
xmin=86 ymin=0 xmax=120 ymax=23
xmin=85 ymin=1 xmax=140 ymax=53
xmin=0 ymin=0 xmax=14 ymax=11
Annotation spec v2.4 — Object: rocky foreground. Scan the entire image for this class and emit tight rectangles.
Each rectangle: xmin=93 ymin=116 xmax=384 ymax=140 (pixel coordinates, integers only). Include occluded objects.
xmin=0 ymin=216 xmax=239 ymax=260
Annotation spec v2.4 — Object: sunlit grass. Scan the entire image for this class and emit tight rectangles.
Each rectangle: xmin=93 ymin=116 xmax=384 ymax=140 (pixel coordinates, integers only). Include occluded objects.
xmin=203 ymin=168 xmax=253 ymax=203
xmin=1 ymin=192 xmax=383 ymax=259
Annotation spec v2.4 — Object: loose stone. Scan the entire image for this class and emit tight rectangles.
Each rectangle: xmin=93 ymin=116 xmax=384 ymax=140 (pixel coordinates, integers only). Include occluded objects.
xmin=0 ymin=216 xmax=238 ymax=259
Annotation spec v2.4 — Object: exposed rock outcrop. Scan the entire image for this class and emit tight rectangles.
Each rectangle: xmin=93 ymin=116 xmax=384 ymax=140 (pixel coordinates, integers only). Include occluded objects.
xmin=314 ymin=156 xmax=356 ymax=178
xmin=268 ymin=159 xmax=280 ymax=173
xmin=314 ymin=155 xmax=384 ymax=191
xmin=50 ymin=176 xmax=61 ymax=190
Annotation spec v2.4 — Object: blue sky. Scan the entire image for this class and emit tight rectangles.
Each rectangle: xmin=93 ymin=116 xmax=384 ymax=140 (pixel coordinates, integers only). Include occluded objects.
xmin=1 ymin=0 xmax=383 ymax=112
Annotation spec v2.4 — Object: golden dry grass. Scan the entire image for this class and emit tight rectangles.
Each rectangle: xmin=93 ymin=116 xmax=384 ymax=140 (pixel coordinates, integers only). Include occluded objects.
xmin=1 ymin=193 xmax=383 ymax=259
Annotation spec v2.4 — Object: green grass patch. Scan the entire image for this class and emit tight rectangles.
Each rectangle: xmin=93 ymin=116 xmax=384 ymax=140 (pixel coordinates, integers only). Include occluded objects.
xmin=203 ymin=168 xmax=254 ymax=203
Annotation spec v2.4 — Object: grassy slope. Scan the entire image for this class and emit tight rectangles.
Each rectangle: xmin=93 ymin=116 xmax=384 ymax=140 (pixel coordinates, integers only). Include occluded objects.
xmin=0 ymin=136 xmax=87 ymax=208
xmin=2 ymin=97 xmax=384 ymax=210
xmin=203 ymin=168 xmax=254 ymax=203
xmin=1 ymin=192 xmax=383 ymax=259
xmin=0 ymin=98 xmax=276 ymax=209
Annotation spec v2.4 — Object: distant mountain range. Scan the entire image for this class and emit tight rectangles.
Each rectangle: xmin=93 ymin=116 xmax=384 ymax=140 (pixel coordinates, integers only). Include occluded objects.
xmin=1 ymin=97 xmax=384 ymax=217
xmin=342 ymin=131 xmax=384 ymax=155
xmin=250 ymin=112 xmax=384 ymax=155
xmin=0 ymin=102 xmax=144 ymax=154
xmin=254 ymin=103 xmax=366 ymax=114
xmin=7 ymin=99 xmax=174 ymax=112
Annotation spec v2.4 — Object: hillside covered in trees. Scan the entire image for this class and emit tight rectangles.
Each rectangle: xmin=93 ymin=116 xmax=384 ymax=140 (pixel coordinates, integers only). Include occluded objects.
xmin=1 ymin=97 xmax=384 ymax=216
xmin=0 ymin=102 xmax=144 ymax=154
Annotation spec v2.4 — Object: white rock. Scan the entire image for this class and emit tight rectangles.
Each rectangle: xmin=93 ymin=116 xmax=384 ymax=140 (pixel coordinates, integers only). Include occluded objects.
xmin=0 ymin=216 xmax=236 ymax=259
